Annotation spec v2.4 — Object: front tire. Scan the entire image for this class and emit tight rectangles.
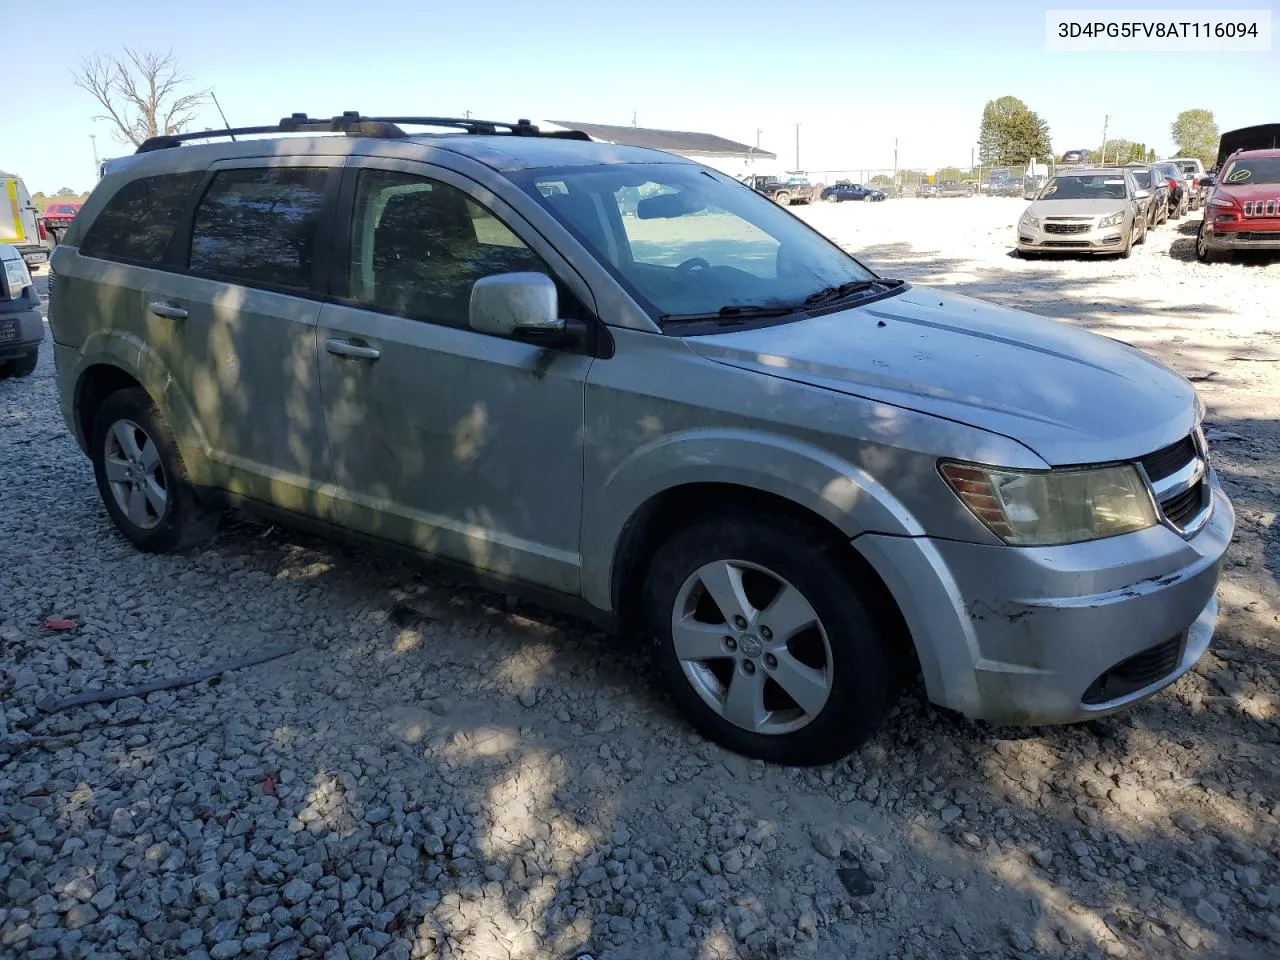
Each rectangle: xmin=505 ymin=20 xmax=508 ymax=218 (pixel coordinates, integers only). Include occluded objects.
xmin=642 ymin=513 xmax=901 ymax=765
xmin=1196 ymin=225 xmax=1221 ymax=264
xmin=90 ymin=387 xmax=218 ymax=552
xmin=773 ymin=192 xmax=791 ymax=207
xmin=0 ymin=348 xmax=37 ymax=379
xmin=826 ymin=193 xmax=840 ymax=203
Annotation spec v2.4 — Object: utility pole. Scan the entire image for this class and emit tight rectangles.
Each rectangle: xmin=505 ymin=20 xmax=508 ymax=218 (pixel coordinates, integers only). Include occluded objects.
xmin=632 ymin=108 xmax=637 ymax=128
xmin=756 ymin=128 xmax=761 ymax=149
xmin=893 ymin=138 xmax=898 ymax=178
xmin=463 ymin=110 xmax=472 ymax=119
xmin=1099 ymin=114 xmax=1109 ymax=165
xmin=795 ymin=123 xmax=801 ymax=172
xmin=89 ymin=134 xmax=99 ymax=173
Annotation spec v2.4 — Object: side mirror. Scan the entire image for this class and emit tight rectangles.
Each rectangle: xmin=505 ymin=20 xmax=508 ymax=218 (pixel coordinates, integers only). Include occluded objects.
xmin=470 ymin=272 xmax=570 ymax=343
xmin=1200 ymin=175 xmax=1215 ymax=187
xmin=1135 ymin=189 xmax=1151 ymax=200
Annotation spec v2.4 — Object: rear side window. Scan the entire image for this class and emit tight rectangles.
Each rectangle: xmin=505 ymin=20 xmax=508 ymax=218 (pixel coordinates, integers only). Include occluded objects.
xmin=79 ymin=172 xmax=203 ymax=265
xmin=189 ymin=168 xmax=329 ymax=290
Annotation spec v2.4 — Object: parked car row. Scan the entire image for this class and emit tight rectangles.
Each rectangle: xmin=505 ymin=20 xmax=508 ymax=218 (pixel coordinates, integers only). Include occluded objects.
xmin=1016 ymin=166 xmax=1160 ymax=258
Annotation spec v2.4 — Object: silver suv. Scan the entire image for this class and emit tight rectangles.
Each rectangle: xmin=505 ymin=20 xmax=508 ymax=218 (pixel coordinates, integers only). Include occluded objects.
xmin=48 ymin=114 xmax=1234 ymax=765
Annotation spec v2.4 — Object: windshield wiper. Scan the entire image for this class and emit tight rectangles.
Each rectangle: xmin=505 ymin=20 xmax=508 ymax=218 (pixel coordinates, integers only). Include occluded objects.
xmin=803 ymin=277 xmax=902 ymax=307
xmin=659 ymin=303 xmax=804 ymax=325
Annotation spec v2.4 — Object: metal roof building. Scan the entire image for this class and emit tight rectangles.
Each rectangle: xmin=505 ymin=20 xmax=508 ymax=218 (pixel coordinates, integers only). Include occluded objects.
xmin=539 ymin=120 xmax=777 ymax=176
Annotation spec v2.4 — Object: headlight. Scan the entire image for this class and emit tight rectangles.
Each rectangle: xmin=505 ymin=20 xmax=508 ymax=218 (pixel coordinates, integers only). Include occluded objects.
xmin=940 ymin=461 xmax=1158 ymax=546
xmin=1020 ymin=215 xmax=1039 ymax=229
xmin=1099 ymin=212 xmax=1125 ymax=228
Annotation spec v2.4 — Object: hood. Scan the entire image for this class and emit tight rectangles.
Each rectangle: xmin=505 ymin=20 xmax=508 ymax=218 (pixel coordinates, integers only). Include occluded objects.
xmin=685 ymin=286 xmax=1197 ymax=466
xmin=1025 ymin=198 xmax=1128 ymax=218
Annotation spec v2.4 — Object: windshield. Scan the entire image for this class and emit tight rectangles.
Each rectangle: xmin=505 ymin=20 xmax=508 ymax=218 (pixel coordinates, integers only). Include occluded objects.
xmin=1039 ymin=174 xmax=1129 ymax=200
xmin=517 ymin=164 xmax=875 ymax=321
xmin=1220 ymin=157 xmax=1280 ymax=185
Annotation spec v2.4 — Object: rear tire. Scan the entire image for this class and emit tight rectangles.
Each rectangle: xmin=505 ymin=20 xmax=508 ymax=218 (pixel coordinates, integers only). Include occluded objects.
xmin=773 ymin=192 xmax=791 ymax=207
xmin=90 ymin=387 xmax=219 ymax=553
xmin=641 ymin=512 xmax=902 ymax=765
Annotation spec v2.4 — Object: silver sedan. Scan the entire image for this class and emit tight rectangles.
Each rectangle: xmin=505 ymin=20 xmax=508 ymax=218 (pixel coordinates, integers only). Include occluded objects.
xmin=1017 ymin=168 xmax=1150 ymax=258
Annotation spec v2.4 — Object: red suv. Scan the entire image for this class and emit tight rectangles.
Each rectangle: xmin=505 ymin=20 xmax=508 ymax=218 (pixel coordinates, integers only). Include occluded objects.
xmin=1197 ymin=148 xmax=1280 ymax=262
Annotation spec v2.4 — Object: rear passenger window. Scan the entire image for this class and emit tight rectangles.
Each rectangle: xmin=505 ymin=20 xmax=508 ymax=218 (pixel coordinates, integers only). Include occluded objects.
xmin=189 ymin=168 xmax=328 ymax=290
xmin=79 ymin=172 xmax=203 ymax=265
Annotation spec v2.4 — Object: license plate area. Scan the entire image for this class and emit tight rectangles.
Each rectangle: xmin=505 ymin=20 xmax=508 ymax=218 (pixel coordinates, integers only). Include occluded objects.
xmin=0 ymin=318 xmax=18 ymax=343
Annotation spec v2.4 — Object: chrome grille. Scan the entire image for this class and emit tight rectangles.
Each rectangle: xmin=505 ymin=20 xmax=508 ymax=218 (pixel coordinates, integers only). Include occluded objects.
xmin=1243 ymin=198 xmax=1280 ymax=217
xmin=1044 ymin=223 xmax=1091 ymax=235
xmin=1137 ymin=434 xmax=1209 ymax=533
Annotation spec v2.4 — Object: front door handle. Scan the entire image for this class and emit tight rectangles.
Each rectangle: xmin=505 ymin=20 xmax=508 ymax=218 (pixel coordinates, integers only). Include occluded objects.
xmin=149 ymin=301 xmax=188 ymax=320
xmin=325 ymin=338 xmax=380 ymax=361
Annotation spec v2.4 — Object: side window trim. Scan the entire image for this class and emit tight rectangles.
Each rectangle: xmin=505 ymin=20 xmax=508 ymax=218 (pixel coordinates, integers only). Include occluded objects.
xmin=170 ymin=158 xmax=345 ymax=300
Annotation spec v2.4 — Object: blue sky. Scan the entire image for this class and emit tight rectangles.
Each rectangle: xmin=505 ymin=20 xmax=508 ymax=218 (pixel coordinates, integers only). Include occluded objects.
xmin=3 ymin=0 xmax=1277 ymax=193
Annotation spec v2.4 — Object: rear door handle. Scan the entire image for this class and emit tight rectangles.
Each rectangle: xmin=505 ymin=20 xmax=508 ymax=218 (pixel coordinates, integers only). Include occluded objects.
xmin=325 ymin=338 xmax=380 ymax=361
xmin=149 ymin=301 xmax=188 ymax=320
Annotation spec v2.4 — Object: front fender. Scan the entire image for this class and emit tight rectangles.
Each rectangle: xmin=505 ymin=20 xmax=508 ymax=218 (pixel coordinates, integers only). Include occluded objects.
xmin=73 ymin=331 xmax=213 ymax=486
xmin=580 ymin=428 xmax=924 ymax=612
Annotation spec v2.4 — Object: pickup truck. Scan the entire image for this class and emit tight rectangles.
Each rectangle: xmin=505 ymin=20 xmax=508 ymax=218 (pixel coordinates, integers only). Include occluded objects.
xmin=40 ymin=200 xmax=82 ymax=247
xmin=741 ymin=174 xmax=819 ymax=206
xmin=1170 ymin=158 xmax=1207 ymax=211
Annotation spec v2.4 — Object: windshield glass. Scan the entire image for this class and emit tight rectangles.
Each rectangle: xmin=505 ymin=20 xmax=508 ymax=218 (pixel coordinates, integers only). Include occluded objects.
xmin=1220 ymin=157 xmax=1280 ymax=185
xmin=1039 ymin=175 xmax=1128 ymax=200
xmin=516 ymin=164 xmax=875 ymax=320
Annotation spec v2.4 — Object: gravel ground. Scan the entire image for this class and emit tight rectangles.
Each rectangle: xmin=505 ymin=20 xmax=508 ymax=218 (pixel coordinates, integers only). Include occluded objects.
xmin=2 ymin=201 xmax=1279 ymax=960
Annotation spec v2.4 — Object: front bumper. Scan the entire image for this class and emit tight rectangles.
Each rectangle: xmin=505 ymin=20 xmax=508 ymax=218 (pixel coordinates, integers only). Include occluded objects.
xmin=856 ymin=480 xmax=1234 ymax=725
xmin=0 ymin=303 xmax=44 ymax=361
xmin=1017 ymin=220 xmax=1129 ymax=254
xmin=1202 ymin=226 xmax=1280 ymax=252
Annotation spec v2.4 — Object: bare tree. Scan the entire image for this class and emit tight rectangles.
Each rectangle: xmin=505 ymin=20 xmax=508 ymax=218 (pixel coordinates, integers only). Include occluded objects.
xmin=75 ymin=48 xmax=209 ymax=146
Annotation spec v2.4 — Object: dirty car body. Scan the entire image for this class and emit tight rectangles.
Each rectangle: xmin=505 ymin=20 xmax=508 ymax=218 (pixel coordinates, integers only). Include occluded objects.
xmin=46 ymin=116 xmax=1233 ymax=761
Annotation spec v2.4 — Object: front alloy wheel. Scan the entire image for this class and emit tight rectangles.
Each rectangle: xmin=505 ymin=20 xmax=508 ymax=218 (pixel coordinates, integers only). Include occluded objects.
xmin=672 ymin=559 xmax=833 ymax=735
xmin=642 ymin=513 xmax=901 ymax=765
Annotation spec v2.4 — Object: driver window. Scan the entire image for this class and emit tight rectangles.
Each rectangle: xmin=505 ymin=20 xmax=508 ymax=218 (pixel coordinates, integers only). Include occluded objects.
xmin=347 ymin=169 xmax=549 ymax=328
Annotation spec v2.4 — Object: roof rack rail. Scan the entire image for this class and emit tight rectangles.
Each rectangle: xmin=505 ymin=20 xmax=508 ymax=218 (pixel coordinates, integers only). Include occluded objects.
xmin=135 ymin=112 xmax=591 ymax=154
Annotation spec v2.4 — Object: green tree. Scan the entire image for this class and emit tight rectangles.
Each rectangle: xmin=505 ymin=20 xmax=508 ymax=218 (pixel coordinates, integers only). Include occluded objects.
xmin=869 ymin=174 xmax=894 ymax=187
xmin=977 ymin=96 xmax=1052 ymax=166
xmin=935 ymin=166 xmax=965 ymax=181
xmin=1170 ymin=109 xmax=1218 ymax=164
xmin=31 ymin=191 xmax=48 ymax=214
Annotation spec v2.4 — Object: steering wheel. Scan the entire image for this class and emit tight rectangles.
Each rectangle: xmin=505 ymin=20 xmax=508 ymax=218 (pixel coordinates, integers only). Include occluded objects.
xmin=673 ymin=257 xmax=711 ymax=278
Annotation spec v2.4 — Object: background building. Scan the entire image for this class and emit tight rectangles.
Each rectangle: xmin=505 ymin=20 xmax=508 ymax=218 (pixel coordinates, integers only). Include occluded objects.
xmin=538 ymin=120 xmax=777 ymax=177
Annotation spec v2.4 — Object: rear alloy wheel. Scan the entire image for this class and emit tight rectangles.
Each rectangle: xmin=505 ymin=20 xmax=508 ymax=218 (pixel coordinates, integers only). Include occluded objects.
xmin=91 ymin=387 xmax=218 ymax=552
xmin=826 ymin=193 xmax=840 ymax=203
xmin=642 ymin=513 xmax=901 ymax=765
xmin=774 ymin=192 xmax=791 ymax=207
